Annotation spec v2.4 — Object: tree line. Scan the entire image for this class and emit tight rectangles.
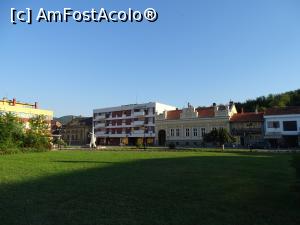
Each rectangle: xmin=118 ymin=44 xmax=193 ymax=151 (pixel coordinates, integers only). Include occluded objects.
xmin=235 ymin=89 xmax=300 ymax=112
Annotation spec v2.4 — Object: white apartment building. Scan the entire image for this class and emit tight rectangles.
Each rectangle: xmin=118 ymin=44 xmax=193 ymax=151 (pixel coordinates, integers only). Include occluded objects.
xmin=93 ymin=102 xmax=176 ymax=146
xmin=264 ymin=107 xmax=300 ymax=148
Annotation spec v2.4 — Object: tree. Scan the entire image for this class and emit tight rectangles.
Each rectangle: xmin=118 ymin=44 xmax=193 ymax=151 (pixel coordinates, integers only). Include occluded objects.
xmin=23 ymin=115 xmax=51 ymax=149
xmin=203 ymin=129 xmax=219 ymax=145
xmin=204 ymin=128 xmax=235 ymax=150
xmin=235 ymin=89 xmax=300 ymax=112
xmin=218 ymin=128 xmax=236 ymax=150
xmin=0 ymin=112 xmax=24 ymax=149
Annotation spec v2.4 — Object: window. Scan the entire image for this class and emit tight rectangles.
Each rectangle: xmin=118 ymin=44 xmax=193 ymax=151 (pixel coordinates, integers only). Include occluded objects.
xmin=212 ymin=127 xmax=217 ymax=131
xmin=267 ymin=121 xmax=280 ymax=129
xmin=193 ymin=128 xmax=198 ymax=137
xmin=170 ymin=129 xmax=175 ymax=137
xmin=176 ymin=128 xmax=180 ymax=137
xmin=201 ymin=128 xmax=206 ymax=136
xmin=283 ymin=121 xmax=297 ymax=131
xmin=185 ymin=128 xmax=190 ymax=137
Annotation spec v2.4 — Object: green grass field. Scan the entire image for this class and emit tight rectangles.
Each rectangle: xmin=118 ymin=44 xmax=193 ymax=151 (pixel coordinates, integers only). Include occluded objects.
xmin=0 ymin=150 xmax=299 ymax=225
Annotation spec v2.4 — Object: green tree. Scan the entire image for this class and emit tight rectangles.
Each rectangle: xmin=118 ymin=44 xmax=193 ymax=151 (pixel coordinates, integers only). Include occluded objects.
xmin=204 ymin=128 xmax=235 ymax=150
xmin=23 ymin=115 xmax=51 ymax=149
xmin=203 ymin=129 xmax=219 ymax=145
xmin=235 ymin=89 xmax=300 ymax=112
xmin=218 ymin=128 xmax=236 ymax=151
xmin=0 ymin=112 xmax=24 ymax=150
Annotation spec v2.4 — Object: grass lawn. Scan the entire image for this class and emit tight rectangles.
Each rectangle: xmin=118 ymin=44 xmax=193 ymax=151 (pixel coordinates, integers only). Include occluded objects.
xmin=0 ymin=150 xmax=299 ymax=225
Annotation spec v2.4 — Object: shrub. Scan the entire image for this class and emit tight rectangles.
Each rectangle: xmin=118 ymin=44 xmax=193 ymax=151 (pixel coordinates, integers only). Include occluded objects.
xmin=136 ymin=138 xmax=145 ymax=149
xmin=169 ymin=143 xmax=176 ymax=149
xmin=0 ymin=113 xmax=51 ymax=154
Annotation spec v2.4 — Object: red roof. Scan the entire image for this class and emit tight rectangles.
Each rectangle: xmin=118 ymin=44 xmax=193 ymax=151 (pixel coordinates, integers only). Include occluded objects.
xmin=166 ymin=110 xmax=182 ymax=120
xmin=165 ymin=107 xmax=215 ymax=120
xmin=265 ymin=107 xmax=300 ymax=116
xmin=196 ymin=107 xmax=215 ymax=118
xmin=230 ymin=112 xmax=264 ymax=122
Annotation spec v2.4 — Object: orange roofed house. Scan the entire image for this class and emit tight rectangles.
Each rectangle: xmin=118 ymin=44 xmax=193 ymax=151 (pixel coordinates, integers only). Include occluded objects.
xmin=230 ymin=111 xmax=265 ymax=147
xmin=155 ymin=102 xmax=237 ymax=147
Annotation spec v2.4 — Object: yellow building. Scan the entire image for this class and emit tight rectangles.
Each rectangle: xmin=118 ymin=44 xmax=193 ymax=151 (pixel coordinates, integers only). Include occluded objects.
xmin=0 ymin=98 xmax=53 ymax=124
xmin=156 ymin=102 xmax=237 ymax=147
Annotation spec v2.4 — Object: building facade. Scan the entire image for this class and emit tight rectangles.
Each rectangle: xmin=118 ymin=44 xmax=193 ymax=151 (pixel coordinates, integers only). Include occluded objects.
xmin=93 ymin=102 xmax=176 ymax=146
xmin=60 ymin=117 xmax=93 ymax=146
xmin=0 ymin=97 xmax=53 ymax=128
xmin=230 ymin=112 xmax=264 ymax=147
xmin=155 ymin=102 xmax=237 ymax=147
xmin=264 ymin=107 xmax=300 ymax=148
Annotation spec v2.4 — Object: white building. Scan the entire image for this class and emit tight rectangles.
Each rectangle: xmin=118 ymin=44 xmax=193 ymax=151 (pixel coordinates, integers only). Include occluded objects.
xmin=264 ymin=107 xmax=300 ymax=147
xmin=93 ymin=102 xmax=176 ymax=146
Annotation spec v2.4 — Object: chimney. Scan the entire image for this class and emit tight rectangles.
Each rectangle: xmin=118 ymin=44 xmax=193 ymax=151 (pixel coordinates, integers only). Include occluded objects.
xmin=241 ymin=108 xmax=244 ymax=114
xmin=34 ymin=102 xmax=38 ymax=109
xmin=255 ymin=107 xmax=258 ymax=114
xmin=12 ymin=98 xmax=16 ymax=106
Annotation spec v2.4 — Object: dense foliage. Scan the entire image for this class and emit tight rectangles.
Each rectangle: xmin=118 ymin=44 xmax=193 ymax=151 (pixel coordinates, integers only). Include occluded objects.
xmin=203 ymin=128 xmax=235 ymax=148
xmin=0 ymin=113 xmax=51 ymax=154
xmin=235 ymin=89 xmax=300 ymax=112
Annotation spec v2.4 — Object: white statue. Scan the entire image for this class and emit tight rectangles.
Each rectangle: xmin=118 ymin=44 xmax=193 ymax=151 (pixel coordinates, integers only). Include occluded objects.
xmin=89 ymin=128 xmax=97 ymax=149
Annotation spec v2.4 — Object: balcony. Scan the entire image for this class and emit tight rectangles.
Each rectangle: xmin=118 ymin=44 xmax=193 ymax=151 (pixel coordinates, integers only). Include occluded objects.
xmin=95 ymin=131 xmax=106 ymax=137
xmin=231 ymin=128 xmax=262 ymax=136
xmin=133 ymin=111 xmax=144 ymax=117
xmin=94 ymin=123 xmax=105 ymax=129
xmin=132 ymin=130 xmax=144 ymax=135
xmin=94 ymin=115 xmax=106 ymax=121
xmin=145 ymin=122 xmax=154 ymax=126
xmin=133 ymin=120 xmax=144 ymax=126
xmin=109 ymin=133 xmax=127 ymax=138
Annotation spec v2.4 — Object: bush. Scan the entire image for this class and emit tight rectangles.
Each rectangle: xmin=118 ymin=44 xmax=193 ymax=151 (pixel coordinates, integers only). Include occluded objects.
xmin=52 ymin=138 xmax=67 ymax=148
xmin=169 ymin=143 xmax=176 ymax=149
xmin=0 ymin=113 xmax=51 ymax=154
xmin=136 ymin=138 xmax=145 ymax=149
xmin=23 ymin=131 xmax=51 ymax=149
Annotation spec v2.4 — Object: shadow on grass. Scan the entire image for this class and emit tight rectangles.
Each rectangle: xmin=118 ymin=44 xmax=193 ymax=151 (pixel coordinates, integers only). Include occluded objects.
xmin=0 ymin=154 xmax=299 ymax=225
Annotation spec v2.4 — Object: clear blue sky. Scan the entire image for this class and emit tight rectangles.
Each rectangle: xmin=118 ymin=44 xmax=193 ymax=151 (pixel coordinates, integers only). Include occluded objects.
xmin=1 ymin=0 xmax=300 ymax=117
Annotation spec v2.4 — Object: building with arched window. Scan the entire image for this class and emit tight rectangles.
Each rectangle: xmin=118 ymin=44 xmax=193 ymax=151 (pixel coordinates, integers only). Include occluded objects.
xmin=156 ymin=102 xmax=237 ymax=147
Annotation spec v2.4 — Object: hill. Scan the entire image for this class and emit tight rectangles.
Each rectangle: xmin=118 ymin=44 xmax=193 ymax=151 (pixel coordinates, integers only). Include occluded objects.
xmin=54 ymin=115 xmax=76 ymax=125
xmin=235 ymin=89 xmax=300 ymax=112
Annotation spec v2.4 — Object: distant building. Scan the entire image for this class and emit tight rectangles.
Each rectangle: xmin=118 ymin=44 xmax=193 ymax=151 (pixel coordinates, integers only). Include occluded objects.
xmin=230 ymin=111 xmax=264 ymax=147
xmin=93 ymin=102 xmax=176 ymax=146
xmin=0 ymin=97 xmax=53 ymax=128
xmin=264 ymin=107 xmax=300 ymax=148
xmin=60 ymin=117 xmax=93 ymax=146
xmin=51 ymin=120 xmax=62 ymax=135
xmin=155 ymin=102 xmax=237 ymax=147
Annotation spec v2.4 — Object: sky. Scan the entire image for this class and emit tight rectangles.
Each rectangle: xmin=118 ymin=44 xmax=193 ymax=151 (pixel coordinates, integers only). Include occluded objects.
xmin=1 ymin=0 xmax=300 ymax=117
